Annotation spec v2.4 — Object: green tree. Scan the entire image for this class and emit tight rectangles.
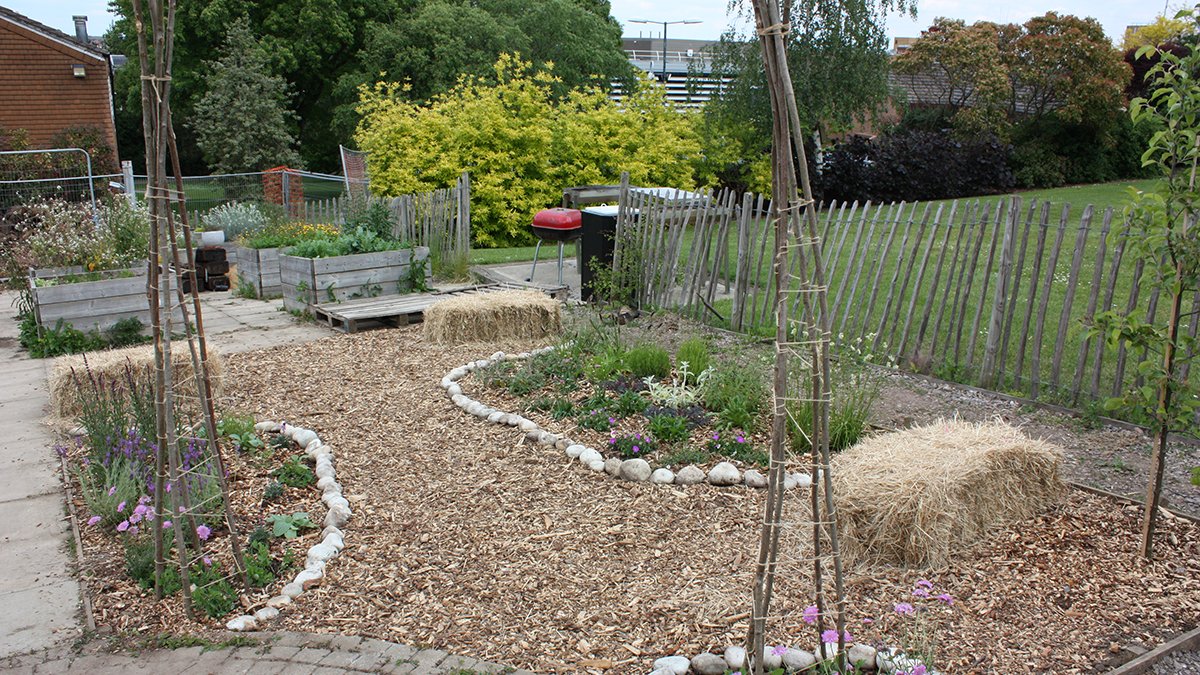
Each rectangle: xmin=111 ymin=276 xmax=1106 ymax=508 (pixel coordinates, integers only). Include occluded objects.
xmin=191 ymin=19 xmax=301 ymax=173
xmin=1092 ymin=25 xmax=1200 ymax=559
xmin=356 ymin=55 xmax=696 ymax=247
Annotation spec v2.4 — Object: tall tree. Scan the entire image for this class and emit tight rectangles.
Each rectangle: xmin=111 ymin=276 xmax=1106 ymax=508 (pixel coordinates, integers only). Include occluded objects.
xmin=190 ymin=19 xmax=301 ymax=173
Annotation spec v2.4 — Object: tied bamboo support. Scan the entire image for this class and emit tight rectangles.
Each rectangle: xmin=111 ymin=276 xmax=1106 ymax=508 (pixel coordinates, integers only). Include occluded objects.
xmin=745 ymin=1 xmax=845 ymax=673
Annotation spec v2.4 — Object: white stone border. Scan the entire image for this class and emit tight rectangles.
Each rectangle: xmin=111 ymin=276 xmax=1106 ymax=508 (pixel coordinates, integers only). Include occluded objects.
xmin=442 ymin=349 xmax=813 ymax=491
xmin=225 ymin=421 xmax=350 ymax=631
xmin=647 ymin=643 xmax=933 ymax=675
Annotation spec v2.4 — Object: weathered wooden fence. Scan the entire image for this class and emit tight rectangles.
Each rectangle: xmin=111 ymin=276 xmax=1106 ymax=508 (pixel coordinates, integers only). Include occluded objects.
xmin=616 ymin=187 xmax=1184 ymax=408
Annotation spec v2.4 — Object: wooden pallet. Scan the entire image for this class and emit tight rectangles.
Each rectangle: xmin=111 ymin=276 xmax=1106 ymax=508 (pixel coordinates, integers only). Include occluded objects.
xmin=310 ymin=283 xmax=554 ymax=333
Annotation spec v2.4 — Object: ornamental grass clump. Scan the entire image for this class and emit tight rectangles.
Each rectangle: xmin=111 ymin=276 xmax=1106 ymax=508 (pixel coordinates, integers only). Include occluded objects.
xmin=624 ymin=343 xmax=671 ymax=379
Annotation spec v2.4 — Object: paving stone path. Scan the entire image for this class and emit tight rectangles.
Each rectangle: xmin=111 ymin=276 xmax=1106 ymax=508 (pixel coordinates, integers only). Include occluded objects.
xmin=0 ymin=290 xmax=525 ymax=674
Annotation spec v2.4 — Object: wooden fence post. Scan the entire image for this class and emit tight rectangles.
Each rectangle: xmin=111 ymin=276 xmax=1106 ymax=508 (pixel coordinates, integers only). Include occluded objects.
xmin=980 ymin=197 xmax=1020 ymax=388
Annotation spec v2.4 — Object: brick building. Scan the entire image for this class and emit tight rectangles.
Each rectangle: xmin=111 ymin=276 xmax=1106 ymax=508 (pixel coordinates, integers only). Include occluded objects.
xmin=0 ymin=6 xmax=117 ymax=167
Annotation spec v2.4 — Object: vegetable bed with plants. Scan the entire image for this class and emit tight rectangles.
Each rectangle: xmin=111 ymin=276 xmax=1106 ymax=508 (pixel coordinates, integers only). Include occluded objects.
xmin=62 ymin=363 xmax=330 ymax=631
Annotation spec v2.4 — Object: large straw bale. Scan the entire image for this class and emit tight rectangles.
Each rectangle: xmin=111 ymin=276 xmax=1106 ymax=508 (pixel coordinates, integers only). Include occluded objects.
xmin=423 ymin=290 xmax=561 ymax=344
xmin=49 ymin=344 xmax=225 ymax=420
xmin=830 ymin=418 xmax=1065 ymax=569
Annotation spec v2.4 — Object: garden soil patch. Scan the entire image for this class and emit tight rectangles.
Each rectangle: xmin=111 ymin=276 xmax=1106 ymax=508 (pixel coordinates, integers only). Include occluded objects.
xmin=176 ymin=325 xmax=1200 ymax=674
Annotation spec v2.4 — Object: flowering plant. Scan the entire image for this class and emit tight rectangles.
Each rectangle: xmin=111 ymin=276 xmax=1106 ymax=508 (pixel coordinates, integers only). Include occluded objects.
xmin=609 ymin=431 xmax=656 ymax=459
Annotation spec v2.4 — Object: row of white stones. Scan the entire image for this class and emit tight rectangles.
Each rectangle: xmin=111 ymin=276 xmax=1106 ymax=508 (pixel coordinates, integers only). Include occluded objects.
xmin=225 ymin=421 xmax=350 ymax=631
xmin=442 ymin=349 xmax=814 ymax=491
xmin=651 ymin=643 xmax=935 ymax=675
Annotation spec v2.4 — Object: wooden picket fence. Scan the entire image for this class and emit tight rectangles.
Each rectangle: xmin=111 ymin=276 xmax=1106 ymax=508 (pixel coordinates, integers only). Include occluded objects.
xmin=615 ymin=186 xmax=1191 ymax=408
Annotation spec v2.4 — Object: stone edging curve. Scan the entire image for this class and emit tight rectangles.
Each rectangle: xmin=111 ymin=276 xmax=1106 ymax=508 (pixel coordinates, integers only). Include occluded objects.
xmin=225 ymin=421 xmax=350 ymax=631
xmin=441 ymin=348 xmax=813 ymax=491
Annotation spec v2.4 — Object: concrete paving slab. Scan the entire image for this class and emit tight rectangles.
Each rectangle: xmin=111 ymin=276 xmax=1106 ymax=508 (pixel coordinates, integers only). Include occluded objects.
xmin=0 ymin=535 xmax=74 ymax=594
xmin=0 ymin=580 xmax=80 ymax=656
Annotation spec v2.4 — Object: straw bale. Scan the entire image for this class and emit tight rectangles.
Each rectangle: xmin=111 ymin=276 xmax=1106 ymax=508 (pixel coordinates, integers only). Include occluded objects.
xmin=423 ymin=290 xmax=561 ymax=344
xmin=830 ymin=418 xmax=1065 ymax=569
xmin=49 ymin=344 xmax=225 ymax=420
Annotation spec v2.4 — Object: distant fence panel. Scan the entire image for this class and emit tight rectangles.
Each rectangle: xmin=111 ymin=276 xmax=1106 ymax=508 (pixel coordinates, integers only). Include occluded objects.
xmin=0 ymin=148 xmax=101 ymax=211
xmin=615 ymin=186 xmax=1191 ymax=411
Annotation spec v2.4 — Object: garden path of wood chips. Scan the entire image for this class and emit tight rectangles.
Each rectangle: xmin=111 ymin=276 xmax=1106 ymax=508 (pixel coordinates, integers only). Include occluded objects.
xmin=214 ymin=327 xmax=1200 ymax=674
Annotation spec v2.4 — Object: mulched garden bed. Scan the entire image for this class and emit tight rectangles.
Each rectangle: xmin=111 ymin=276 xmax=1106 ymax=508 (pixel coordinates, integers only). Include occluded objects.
xmin=154 ymin=321 xmax=1200 ymax=674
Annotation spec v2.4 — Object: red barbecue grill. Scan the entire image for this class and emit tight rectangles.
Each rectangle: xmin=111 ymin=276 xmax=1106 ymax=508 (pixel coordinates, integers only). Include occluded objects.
xmin=527 ymin=207 xmax=582 ymax=285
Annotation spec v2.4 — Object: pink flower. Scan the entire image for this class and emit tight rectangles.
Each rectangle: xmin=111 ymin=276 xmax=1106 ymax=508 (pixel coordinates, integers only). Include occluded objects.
xmin=86 ymin=515 xmax=101 ymax=526
xmin=632 ymin=445 xmax=640 ymax=453
xmin=202 ymin=556 xmax=212 ymax=566
xmin=936 ymin=593 xmax=954 ymax=605
xmin=771 ymin=645 xmax=788 ymax=657
xmin=116 ymin=520 xmax=129 ymax=532
xmin=138 ymin=496 xmax=151 ymax=505
xmin=862 ymin=618 xmax=874 ymax=624
xmin=912 ymin=587 xmax=930 ymax=598
xmin=894 ymin=602 xmax=915 ymax=615
xmin=712 ymin=433 xmax=720 ymax=440
xmin=162 ymin=520 xmax=172 ymax=529
xmin=116 ymin=501 xmax=126 ymax=513
xmin=735 ymin=435 xmax=745 ymax=443
xmin=913 ymin=666 xmax=927 ymax=675
xmin=196 ymin=525 xmax=212 ymax=540
xmin=802 ymin=605 xmax=819 ymax=624
xmin=107 ymin=486 xmax=117 ymax=496
xmin=128 ymin=512 xmax=142 ymax=524
xmin=915 ymin=579 xmax=934 ymax=589
xmin=821 ymin=629 xmax=851 ymax=643
xmin=128 ymin=526 xmax=139 ymax=535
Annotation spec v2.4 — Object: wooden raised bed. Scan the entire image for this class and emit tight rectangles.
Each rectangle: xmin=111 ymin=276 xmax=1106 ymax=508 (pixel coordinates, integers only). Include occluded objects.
xmin=280 ymin=246 xmax=431 ymax=313
xmin=235 ymin=245 xmax=282 ymax=299
xmin=29 ymin=264 xmax=181 ymax=333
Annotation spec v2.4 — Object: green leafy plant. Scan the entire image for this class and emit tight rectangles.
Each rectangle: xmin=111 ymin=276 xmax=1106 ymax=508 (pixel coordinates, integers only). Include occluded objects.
xmin=248 ymin=526 xmax=271 ymax=549
xmin=644 ymin=362 xmax=710 ymax=407
xmin=190 ymin=560 xmax=239 ymax=619
xmin=266 ymin=512 xmax=316 ymax=539
xmin=1191 ymin=466 xmax=1200 ymax=487
xmin=244 ymin=541 xmax=282 ymax=588
xmin=577 ymin=409 xmax=615 ymax=432
xmin=609 ymin=432 xmax=655 ymax=459
xmin=217 ymin=413 xmax=263 ymax=453
xmin=200 ymin=202 xmax=268 ymax=239
xmin=124 ymin=535 xmax=181 ymax=595
xmin=659 ymin=446 xmax=712 ymax=467
xmin=703 ymin=361 xmax=767 ymax=427
xmin=675 ymin=337 xmax=711 ymax=382
xmin=624 ymin=344 xmax=671 ymax=379
xmin=262 ymin=481 xmax=284 ymax=502
xmin=706 ymin=432 xmax=768 ymax=467
xmin=271 ymin=456 xmax=314 ymax=488
xmin=648 ymin=414 xmax=690 ymax=443
xmin=234 ymin=273 xmax=259 ymax=299
xmin=612 ymin=389 xmax=649 ymax=417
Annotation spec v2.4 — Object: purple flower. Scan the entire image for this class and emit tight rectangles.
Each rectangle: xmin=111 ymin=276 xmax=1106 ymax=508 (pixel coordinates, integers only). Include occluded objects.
xmin=771 ymin=645 xmax=788 ymax=657
xmin=912 ymin=587 xmax=930 ymax=598
xmin=196 ymin=525 xmax=212 ymax=540
xmin=632 ymin=446 xmax=640 ymax=454
xmin=915 ymin=579 xmax=933 ymax=589
xmin=162 ymin=520 xmax=173 ymax=529
xmin=609 ymin=438 xmax=617 ymax=444
xmin=128 ymin=526 xmax=139 ymax=535
xmin=116 ymin=520 xmax=129 ymax=532
xmin=55 ymin=444 xmax=68 ymax=458
xmin=936 ymin=593 xmax=954 ymax=605
xmin=735 ymin=435 xmax=745 ymax=443
xmin=128 ymin=512 xmax=142 ymax=524
xmin=608 ymin=417 xmax=616 ymax=424
xmin=862 ymin=617 xmax=874 ymax=624
xmin=116 ymin=501 xmax=126 ymax=513
xmin=107 ymin=486 xmax=117 ymax=496
xmin=894 ymin=602 xmax=915 ymax=615
xmin=202 ymin=556 xmax=212 ymax=566
xmin=86 ymin=515 xmax=101 ymax=526
xmin=712 ymin=433 xmax=720 ymax=440
xmin=821 ymin=629 xmax=851 ymax=643
xmin=138 ymin=495 xmax=150 ymax=505
xmin=802 ymin=604 xmax=819 ymax=625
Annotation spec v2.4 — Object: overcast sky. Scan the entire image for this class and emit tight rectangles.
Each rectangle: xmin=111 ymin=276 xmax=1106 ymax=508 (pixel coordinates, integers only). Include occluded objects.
xmin=7 ymin=0 xmax=1170 ymax=47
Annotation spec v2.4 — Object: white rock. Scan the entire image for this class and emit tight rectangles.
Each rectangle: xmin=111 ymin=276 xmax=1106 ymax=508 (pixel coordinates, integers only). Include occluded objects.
xmin=306 ymin=543 xmax=338 ymax=567
xmin=587 ymin=459 xmax=606 ymax=472
xmin=487 ymin=411 xmax=505 ymax=424
xmin=321 ymin=532 xmax=345 ymax=551
xmin=604 ymin=457 xmax=623 ymax=476
xmin=293 ymin=429 xmax=318 ymax=447
xmin=675 ymin=465 xmax=706 ymax=485
xmin=315 ymin=464 xmax=336 ymax=481
xmin=723 ymin=646 xmax=746 ymax=670
xmin=281 ymin=583 xmax=304 ymax=599
xmin=490 ymin=351 xmax=505 ymax=361
xmin=440 ymin=377 xmax=453 ymax=389
xmin=321 ymin=525 xmax=343 ymax=539
xmin=253 ymin=422 xmax=280 ymax=433
xmin=316 ymin=476 xmax=338 ymax=490
xmin=225 ymin=615 xmax=257 ymax=631
xmin=578 ymin=448 xmax=602 ymax=465
xmin=451 ymin=394 xmax=468 ymax=407
xmin=449 ymin=367 xmax=467 ymax=380
xmin=519 ymin=419 xmax=540 ymax=433
xmin=294 ymin=568 xmax=323 ymax=590
xmin=877 ymin=649 xmax=924 ymax=673
xmin=707 ymin=462 xmax=741 ymax=486
xmin=744 ymin=469 xmax=768 ymax=489
xmin=305 ymin=438 xmax=322 ymax=453
xmin=555 ymin=438 xmax=571 ymax=451
xmin=651 ymin=655 xmax=690 ymax=675
xmin=690 ymin=653 xmax=725 ymax=675
xmin=620 ymin=458 xmax=652 ymax=481
xmin=763 ymin=649 xmax=783 ymax=669
xmin=815 ymin=642 xmax=840 ymax=660
xmin=506 ymin=415 xmax=524 ymax=427
xmin=265 ymin=595 xmax=291 ymax=608
xmin=784 ymin=648 xmax=816 ymax=671
xmin=253 ymin=606 xmax=280 ymax=623
xmin=538 ymin=431 xmax=557 ymax=445
xmin=847 ymin=644 xmax=877 ymax=670
xmin=650 ymin=468 xmax=676 ymax=484
xmin=649 ymin=670 xmax=672 ymax=675
xmin=566 ymin=444 xmax=587 ymax=459
xmin=474 ymin=359 xmax=490 ymax=369
xmin=324 ymin=505 xmax=351 ymax=528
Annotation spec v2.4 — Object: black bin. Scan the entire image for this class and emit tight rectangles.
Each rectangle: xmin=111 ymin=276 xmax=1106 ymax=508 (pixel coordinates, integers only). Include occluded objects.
xmin=580 ymin=205 xmax=622 ymax=301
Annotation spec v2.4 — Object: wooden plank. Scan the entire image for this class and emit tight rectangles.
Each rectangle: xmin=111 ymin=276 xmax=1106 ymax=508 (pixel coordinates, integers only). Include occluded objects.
xmin=837 ymin=201 xmax=887 ymax=337
xmin=1091 ymin=231 xmax=1128 ymax=397
xmin=1029 ymin=203 xmax=1070 ymax=399
xmin=1050 ymin=204 xmax=1093 ymax=392
xmin=929 ymin=201 xmax=970 ymax=360
xmin=996 ymin=200 xmax=1037 ymax=388
xmin=980 ymin=198 xmax=1019 ymax=386
xmin=1071 ymin=207 xmax=1114 ymax=403
xmin=915 ymin=202 xmax=958 ymax=360
xmin=33 ymin=274 xmax=147 ymax=304
xmin=879 ymin=203 xmax=932 ymax=356
xmin=732 ymin=191 xmax=754 ymax=331
xmin=310 ymin=248 xmax=412 ymax=275
xmin=966 ymin=201 xmax=1005 ymax=369
xmin=1013 ymin=202 xmax=1051 ymax=392
xmin=898 ymin=203 xmax=946 ymax=360
xmin=861 ymin=202 xmax=907 ymax=344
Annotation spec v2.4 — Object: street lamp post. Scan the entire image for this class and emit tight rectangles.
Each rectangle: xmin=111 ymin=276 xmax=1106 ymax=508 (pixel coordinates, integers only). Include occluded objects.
xmin=629 ymin=18 xmax=701 ymax=81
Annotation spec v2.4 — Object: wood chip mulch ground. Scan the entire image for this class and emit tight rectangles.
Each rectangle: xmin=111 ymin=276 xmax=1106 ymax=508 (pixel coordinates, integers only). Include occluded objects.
xmin=176 ymin=326 xmax=1198 ymax=674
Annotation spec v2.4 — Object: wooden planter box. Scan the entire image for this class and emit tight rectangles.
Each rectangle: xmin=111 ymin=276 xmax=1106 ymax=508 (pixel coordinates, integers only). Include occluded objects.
xmin=235 ymin=246 xmax=282 ymax=299
xmin=280 ymin=247 xmax=432 ymax=313
xmin=29 ymin=265 xmax=181 ymax=334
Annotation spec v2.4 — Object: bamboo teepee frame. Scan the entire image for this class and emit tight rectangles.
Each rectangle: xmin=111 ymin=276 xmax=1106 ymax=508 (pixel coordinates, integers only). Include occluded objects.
xmin=132 ymin=0 xmax=247 ymax=617
xmin=745 ymin=0 xmax=847 ymax=672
